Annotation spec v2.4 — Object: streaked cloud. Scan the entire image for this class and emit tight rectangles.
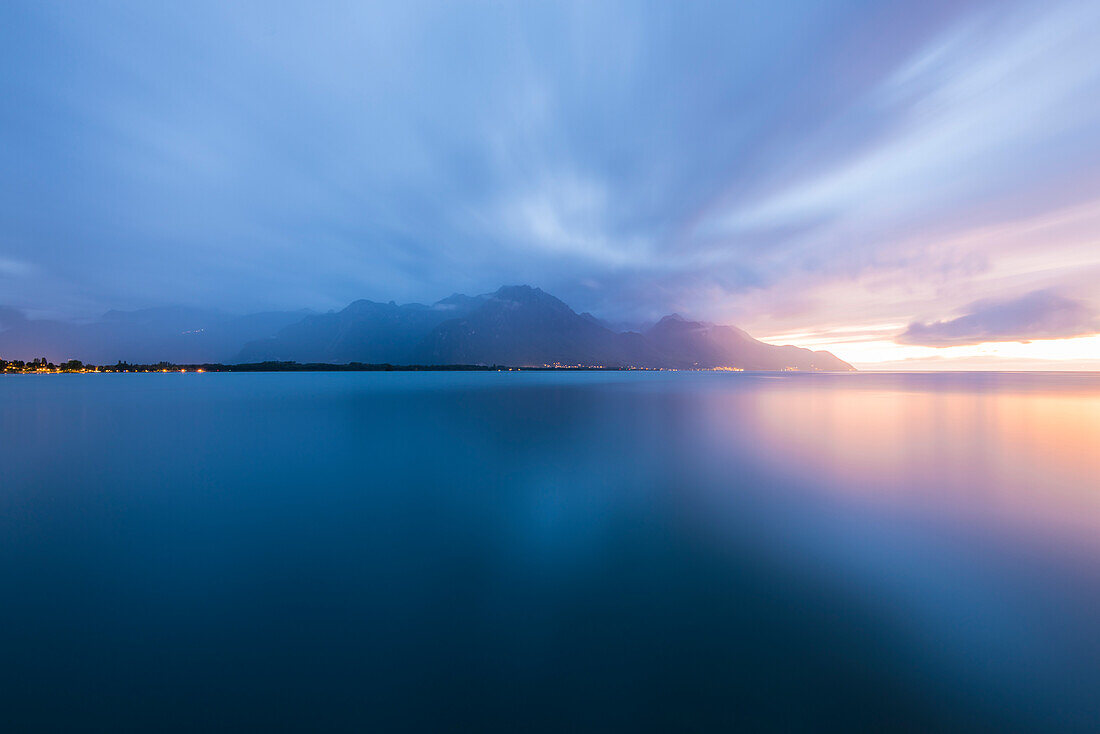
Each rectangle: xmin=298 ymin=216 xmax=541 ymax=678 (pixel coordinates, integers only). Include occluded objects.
xmin=0 ymin=256 xmax=33 ymax=277
xmin=897 ymin=290 xmax=1099 ymax=347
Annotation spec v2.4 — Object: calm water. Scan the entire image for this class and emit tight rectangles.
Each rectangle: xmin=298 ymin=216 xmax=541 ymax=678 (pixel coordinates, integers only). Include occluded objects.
xmin=3 ymin=371 xmax=1100 ymax=732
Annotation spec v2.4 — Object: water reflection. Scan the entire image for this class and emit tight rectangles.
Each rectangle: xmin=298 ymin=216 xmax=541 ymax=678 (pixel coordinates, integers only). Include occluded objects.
xmin=701 ymin=373 xmax=1100 ymax=546
xmin=1 ymin=371 xmax=1098 ymax=732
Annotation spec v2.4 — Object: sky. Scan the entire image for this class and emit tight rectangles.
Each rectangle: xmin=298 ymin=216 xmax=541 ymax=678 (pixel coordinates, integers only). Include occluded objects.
xmin=2 ymin=0 xmax=1099 ymax=369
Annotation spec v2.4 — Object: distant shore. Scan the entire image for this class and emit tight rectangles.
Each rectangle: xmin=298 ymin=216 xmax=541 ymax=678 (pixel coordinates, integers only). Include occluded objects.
xmin=1 ymin=359 xmax=699 ymax=374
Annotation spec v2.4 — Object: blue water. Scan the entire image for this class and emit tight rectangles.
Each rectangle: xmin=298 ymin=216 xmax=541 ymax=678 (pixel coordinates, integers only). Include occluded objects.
xmin=3 ymin=371 xmax=1100 ymax=732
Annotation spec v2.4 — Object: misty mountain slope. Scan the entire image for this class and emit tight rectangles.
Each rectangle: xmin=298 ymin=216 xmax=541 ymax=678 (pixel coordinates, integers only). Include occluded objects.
xmin=0 ymin=307 xmax=308 ymax=364
xmin=236 ymin=296 xmax=484 ymax=364
xmin=645 ymin=314 xmax=854 ymax=371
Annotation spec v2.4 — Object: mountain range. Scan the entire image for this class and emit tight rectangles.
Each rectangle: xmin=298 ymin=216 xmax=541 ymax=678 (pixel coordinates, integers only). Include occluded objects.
xmin=0 ymin=286 xmax=854 ymax=370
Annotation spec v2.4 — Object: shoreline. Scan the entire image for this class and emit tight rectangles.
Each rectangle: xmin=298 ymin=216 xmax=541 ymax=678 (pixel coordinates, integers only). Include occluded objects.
xmin=1 ymin=361 xmax=703 ymax=374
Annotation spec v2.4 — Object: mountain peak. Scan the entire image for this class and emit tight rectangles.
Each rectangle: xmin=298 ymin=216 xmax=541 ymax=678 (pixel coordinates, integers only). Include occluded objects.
xmin=488 ymin=285 xmax=574 ymax=314
xmin=492 ymin=285 xmax=544 ymax=301
xmin=341 ymin=299 xmax=379 ymax=312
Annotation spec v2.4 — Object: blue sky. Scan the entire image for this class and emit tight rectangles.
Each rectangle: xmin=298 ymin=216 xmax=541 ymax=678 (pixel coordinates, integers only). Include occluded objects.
xmin=2 ymin=0 xmax=1099 ymax=367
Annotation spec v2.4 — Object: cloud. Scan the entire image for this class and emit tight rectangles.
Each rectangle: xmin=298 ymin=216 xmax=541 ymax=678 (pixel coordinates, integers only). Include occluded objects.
xmin=0 ymin=257 xmax=33 ymax=277
xmin=896 ymin=290 xmax=1099 ymax=347
xmin=0 ymin=306 xmax=28 ymax=329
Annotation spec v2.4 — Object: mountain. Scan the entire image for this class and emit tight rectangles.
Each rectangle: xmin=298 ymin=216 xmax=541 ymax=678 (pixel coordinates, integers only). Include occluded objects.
xmin=643 ymin=314 xmax=854 ymax=371
xmin=236 ymin=297 xmax=483 ymax=363
xmin=412 ymin=286 xmax=662 ymax=367
xmin=0 ymin=287 xmax=853 ymax=370
xmin=236 ymin=286 xmax=854 ymax=370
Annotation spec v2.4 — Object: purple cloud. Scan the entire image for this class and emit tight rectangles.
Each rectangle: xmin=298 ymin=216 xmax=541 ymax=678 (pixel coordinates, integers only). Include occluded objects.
xmin=0 ymin=306 xmax=27 ymax=329
xmin=896 ymin=290 xmax=1099 ymax=347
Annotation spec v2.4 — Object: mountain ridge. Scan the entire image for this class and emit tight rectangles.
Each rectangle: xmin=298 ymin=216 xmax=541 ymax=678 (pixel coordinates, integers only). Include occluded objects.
xmin=0 ymin=286 xmax=854 ymax=370
xmin=239 ymin=285 xmax=854 ymax=371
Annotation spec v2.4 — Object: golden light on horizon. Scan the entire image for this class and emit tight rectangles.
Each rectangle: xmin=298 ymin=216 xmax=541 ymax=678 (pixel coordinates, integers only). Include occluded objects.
xmin=761 ymin=328 xmax=1100 ymax=370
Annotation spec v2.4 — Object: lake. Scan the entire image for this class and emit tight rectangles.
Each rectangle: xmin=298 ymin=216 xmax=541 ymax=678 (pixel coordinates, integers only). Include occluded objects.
xmin=2 ymin=371 xmax=1099 ymax=732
